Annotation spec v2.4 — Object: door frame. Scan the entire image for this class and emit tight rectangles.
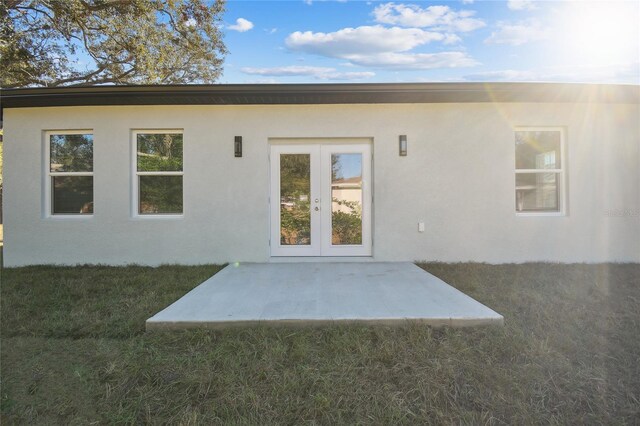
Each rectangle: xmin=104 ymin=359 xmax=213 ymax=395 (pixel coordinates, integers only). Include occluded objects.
xmin=269 ymin=138 xmax=373 ymax=257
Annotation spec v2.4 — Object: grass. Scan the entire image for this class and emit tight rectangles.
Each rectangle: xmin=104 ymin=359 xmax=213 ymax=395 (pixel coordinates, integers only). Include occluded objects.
xmin=1 ymin=264 xmax=224 ymax=339
xmin=1 ymin=263 xmax=639 ymax=424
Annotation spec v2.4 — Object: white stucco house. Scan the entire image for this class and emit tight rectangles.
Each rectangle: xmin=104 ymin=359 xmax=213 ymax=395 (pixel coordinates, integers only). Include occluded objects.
xmin=1 ymin=83 xmax=638 ymax=266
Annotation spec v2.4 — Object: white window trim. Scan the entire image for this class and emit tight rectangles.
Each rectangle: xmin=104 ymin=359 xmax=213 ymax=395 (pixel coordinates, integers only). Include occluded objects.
xmin=131 ymin=129 xmax=184 ymax=219
xmin=43 ymin=129 xmax=94 ymax=219
xmin=515 ymin=126 xmax=567 ymax=217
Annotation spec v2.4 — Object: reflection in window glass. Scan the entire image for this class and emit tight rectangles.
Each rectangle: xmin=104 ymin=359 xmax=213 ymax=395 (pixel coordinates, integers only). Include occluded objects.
xmin=48 ymin=133 xmax=93 ymax=215
xmin=515 ymin=131 xmax=561 ymax=170
xmin=135 ymin=132 xmax=184 ymax=215
xmin=280 ymin=154 xmax=311 ymax=245
xmin=515 ymin=130 xmax=563 ymax=213
xmin=52 ymin=176 xmax=94 ymax=214
xmin=50 ymin=134 xmax=93 ymax=172
xmin=331 ymin=153 xmax=362 ymax=245
xmin=137 ymin=133 xmax=183 ymax=171
xmin=516 ymin=173 xmax=559 ymax=212
xmin=139 ymin=176 xmax=183 ymax=214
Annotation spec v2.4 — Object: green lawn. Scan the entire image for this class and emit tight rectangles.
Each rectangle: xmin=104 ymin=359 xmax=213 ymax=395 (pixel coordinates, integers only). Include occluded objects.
xmin=1 ymin=263 xmax=639 ymax=424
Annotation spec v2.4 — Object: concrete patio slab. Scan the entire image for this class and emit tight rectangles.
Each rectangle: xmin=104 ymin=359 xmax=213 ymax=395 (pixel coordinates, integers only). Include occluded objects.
xmin=146 ymin=262 xmax=503 ymax=330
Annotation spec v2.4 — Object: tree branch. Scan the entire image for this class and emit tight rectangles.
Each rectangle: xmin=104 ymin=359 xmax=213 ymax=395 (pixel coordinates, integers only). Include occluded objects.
xmin=77 ymin=0 xmax=135 ymax=12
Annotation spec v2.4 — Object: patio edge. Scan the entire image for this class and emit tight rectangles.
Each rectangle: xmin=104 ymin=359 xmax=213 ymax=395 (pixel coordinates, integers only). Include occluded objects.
xmin=145 ymin=315 xmax=504 ymax=331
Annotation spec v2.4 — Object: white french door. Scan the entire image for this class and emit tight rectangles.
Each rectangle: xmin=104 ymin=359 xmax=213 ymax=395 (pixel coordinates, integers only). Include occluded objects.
xmin=270 ymin=141 xmax=372 ymax=257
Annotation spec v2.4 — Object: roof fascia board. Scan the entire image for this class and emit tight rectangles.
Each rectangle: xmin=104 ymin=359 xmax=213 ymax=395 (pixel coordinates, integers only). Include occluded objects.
xmin=1 ymin=83 xmax=638 ymax=110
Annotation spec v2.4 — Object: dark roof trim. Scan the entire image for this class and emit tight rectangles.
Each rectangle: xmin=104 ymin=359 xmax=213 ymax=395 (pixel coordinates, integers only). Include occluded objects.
xmin=1 ymin=83 xmax=638 ymax=110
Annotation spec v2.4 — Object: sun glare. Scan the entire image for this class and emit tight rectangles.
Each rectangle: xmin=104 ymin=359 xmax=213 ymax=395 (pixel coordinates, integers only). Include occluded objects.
xmin=557 ymin=1 xmax=639 ymax=68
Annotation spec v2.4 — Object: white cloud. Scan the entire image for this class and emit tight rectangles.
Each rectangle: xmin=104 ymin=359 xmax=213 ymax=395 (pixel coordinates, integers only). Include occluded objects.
xmin=245 ymin=78 xmax=279 ymax=84
xmin=507 ymin=0 xmax=537 ymax=11
xmin=285 ymin=25 xmax=478 ymax=70
xmin=322 ymin=71 xmax=376 ymax=80
xmin=463 ymin=62 xmax=640 ymax=84
xmin=228 ymin=18 xmax=254 ymax=32
xmin=265 ymin=28 xmax=278 ymax=34
xmin=240 ymin=65 xmax=375 ymax=81
xmin=484 ymin=19 xmax=549 ymax=46
xmin=343 ymin=51 xmax=479 ymax=70
xmin=372 ymin=3 xmax=485 ymax=32
xmin=443 ymin=33 xmax=462 ymax=45
xmin=241 ymin=65 xmax=335 ymax=77
xmin=463 ymin=69 xmax=538 ymax=81
xmin=462 ymin=0 xmax=474 ymax=4
xmin=287 ymin=25 xmax=452 ymax=56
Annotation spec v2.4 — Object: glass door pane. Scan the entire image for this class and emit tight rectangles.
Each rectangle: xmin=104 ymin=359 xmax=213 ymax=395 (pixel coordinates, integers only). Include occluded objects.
xmin=280 ymin=154 xmax=311 ymax=245
xmin=331 ymin=153 xmax=362 ymax=245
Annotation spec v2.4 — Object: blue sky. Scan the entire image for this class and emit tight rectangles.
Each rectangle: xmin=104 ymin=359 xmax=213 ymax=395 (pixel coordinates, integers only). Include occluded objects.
xmin=220 ymin=0 xmax=639 ymax=84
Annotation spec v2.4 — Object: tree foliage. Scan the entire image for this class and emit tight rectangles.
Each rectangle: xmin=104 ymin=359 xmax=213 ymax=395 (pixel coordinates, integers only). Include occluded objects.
xmin=139 ymin=175 xmax=183 ymax=214
xmin=280 ymin=154 xmax=311 ymax=245
xmin=1 ymin=0 xmax=227 ymax=88
xmin=50 ymin=134 xmax=93 ymax=172
xmin=278 ymin=154 xmax=363 ymax=246
xmin=331 ymin=208 xmax=362 ymax=245
xmin=135 ymin=133 xmax=183 ymax=214
xmin=137 ymin=133 xmax=183 ymax=172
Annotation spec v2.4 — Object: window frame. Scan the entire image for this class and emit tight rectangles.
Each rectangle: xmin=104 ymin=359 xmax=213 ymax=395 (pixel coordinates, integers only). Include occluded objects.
xmin=514 ymin=126 xmax=567 ymax=217
xmin=44 ymin=129 xmax=94 ymax=218
xmin=131 ymin=129 xmax=185 ymax=219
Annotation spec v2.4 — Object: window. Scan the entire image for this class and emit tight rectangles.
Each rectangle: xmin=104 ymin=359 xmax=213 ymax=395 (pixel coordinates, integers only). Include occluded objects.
xmin=515 ymin=128 xmax=565 ymax=214
xmin=46 ymin=131 xmax=93 ymax=215
xmin=133 ymin=130 xmax=183 ymax=215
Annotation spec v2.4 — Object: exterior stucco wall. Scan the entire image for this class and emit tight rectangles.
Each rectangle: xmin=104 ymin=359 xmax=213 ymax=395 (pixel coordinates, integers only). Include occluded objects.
xmin=2 ymin=102 xmax=639 ymax=266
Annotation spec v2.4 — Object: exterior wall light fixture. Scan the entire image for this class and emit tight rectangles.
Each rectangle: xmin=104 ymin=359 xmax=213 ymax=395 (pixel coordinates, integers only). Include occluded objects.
xmin=234 ymin=136 xmax=242 ymax=157
xmin=399 ymin=135 xmax=407 ymax=156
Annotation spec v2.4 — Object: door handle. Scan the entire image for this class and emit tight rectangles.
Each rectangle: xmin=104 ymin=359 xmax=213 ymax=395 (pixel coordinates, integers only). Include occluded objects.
xmin=315 ymin=198 xmax=319 ymax=203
